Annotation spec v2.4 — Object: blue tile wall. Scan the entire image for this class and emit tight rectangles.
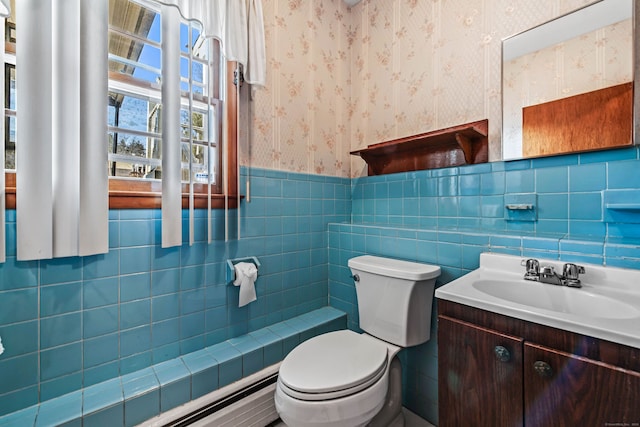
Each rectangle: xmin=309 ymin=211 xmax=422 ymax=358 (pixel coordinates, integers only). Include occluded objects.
xmin=337 ymin=146 xmax=640 ymax=425
xmin=351 ymin=146 xmax=640 ymax=242
xmin=0 ymin=167 xmax=350 ymax=417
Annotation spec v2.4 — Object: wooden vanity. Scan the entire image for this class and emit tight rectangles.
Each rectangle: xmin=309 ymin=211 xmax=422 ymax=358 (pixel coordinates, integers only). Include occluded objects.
xmin=437 ymin=300 xmax=640 ymax=427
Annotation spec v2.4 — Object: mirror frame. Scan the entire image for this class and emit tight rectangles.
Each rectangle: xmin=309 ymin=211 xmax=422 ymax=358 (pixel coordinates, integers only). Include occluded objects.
xmin=500 ymin=0 xmax=639 ymax=161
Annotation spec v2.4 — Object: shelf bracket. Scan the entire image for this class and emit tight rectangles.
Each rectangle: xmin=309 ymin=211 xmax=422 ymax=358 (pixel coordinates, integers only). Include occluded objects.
xmin=454 ymin=132 xmax=473 ymax=164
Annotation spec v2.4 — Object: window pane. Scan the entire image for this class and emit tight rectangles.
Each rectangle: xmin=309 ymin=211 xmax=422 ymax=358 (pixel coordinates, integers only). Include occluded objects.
xmin=108 ymin=91 xmax=161 ymax=135
xmin=180 ymin=57 xmax=205 ymax=85
xmin=180 ymin=22 xmax=203 ymax=54
xmin=108 ymin=0 xmax=161 ymax=84
xmin=4 ymin=116 xmax=15 ymax=169
xmin=108 ymin=45 xmax=162 ymax=85
xmin=180 ymin=20 xmax=207 ymax=98
xmin=192 ymin=61 xmax=204 ymax=84
xmin=181 ymin=142 xmax=216 ymax=184
xmin=107 ymin=0 xmax=165 ymax=182
xmin=180 ymin=109 xmax=207 ymax=141
xmin=108 ymin=131 xmax=161 ymax=178
xmin=191 ymin=110 xmax=206 ymax=141
xmin=109 ymin=158 xmax=162 ymax=179
xmin=4 ymin=63 xmax=15 ymax=169
xmin=6 ymin=64 xmax=15 ymax=110
xmin=108 ymin=132 xmax=161 ymax=159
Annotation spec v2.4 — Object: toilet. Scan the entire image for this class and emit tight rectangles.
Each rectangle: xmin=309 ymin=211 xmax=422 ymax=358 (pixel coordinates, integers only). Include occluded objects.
xmin=275 ymin=255 xmax=441 ymax=427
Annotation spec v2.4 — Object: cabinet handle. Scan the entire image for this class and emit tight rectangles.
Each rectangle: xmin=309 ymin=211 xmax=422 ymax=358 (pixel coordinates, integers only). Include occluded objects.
xmin=494 ymin=345 xmax=511 ymax=362
xmin=533 ymin=361 xmax=553 ymax=378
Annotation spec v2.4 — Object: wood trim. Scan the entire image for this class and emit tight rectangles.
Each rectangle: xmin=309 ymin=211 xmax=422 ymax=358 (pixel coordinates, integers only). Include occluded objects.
xmin=5 ymin=172 xmax=15 ymax=209
xmin=109 ymin=192 xmax=239 ymax=209
xmin=4 ymin=173 xmax=238 ymax=210
xmin=226 ymin=62 xmax=239 ymax=198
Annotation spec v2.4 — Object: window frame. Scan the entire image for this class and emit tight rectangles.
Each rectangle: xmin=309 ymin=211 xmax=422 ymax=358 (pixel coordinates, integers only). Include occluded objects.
xmin=3 ymin=34 xmax=239 ymax=210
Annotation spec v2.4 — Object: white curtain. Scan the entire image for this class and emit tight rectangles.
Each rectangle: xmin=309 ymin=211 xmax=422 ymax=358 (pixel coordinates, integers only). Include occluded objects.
xmin=245 ymin=0 xmax=266 ymax=87
xmin=0 ymin=1 xmax=8 ymax=263
xmin=16 ymin=0 xmax=109 ymax=260
xmin=158 ymin=0 xmax=266 ymax=86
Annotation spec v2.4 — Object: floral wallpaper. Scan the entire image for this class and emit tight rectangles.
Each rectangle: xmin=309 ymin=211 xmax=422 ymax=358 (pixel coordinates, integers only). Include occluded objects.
xmin=243 ymin=0 xmax=602 ymax=178
xmin=241 ymin=0 xmax=352 ymax=177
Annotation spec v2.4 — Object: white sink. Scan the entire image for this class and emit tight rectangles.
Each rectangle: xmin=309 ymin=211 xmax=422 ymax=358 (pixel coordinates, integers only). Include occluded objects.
xmin=435 ymin=253 xmax=640 ymax=349
xmin=472 ymin=279 xmax=640 ymax=319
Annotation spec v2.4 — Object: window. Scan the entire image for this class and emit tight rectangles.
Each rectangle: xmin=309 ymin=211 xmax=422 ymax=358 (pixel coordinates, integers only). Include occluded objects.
xmin=3 ymin=0 xmax=238 ymax=210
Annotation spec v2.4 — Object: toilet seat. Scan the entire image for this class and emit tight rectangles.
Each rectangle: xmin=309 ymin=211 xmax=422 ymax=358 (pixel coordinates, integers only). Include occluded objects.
xmin=278 ymin=330 xmax=388 ymax=401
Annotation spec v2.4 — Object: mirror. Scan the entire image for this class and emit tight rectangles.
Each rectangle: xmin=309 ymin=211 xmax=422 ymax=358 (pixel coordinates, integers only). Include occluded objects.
xmin=502 ymin=0 xmax=637 ymax=160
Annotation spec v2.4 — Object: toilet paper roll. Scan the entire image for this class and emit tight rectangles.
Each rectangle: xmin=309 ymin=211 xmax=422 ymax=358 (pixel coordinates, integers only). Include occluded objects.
xmin=233 ymin=262 xmax=258 ymax=307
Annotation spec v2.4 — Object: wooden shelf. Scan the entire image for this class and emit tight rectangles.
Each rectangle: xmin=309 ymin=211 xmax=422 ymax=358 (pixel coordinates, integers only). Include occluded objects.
xmin=350 ymin=119 xmax=488 ymax=176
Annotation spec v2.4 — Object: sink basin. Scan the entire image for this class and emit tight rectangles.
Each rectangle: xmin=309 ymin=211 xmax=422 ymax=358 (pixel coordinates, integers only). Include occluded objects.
xmin=435 ymin=253 xmax=640 ymax=349
xmin=472 ymin=279 xmax=640 ymax=320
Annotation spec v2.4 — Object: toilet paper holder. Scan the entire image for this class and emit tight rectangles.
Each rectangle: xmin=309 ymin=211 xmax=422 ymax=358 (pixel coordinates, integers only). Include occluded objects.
xmin=226 ymin=256 xmax=261 ymax=283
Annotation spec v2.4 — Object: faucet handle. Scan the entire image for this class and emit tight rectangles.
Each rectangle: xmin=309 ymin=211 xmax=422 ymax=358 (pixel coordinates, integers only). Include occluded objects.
xmin=563 ymin=263 xmax=585 ymax=280
xmin=523 ymin=259 xmax=540 ymax=281
xmin=524 ymin=258 xmax=540 ymax=275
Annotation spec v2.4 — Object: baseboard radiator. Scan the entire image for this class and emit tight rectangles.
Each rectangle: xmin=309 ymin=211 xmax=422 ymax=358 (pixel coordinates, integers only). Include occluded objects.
xmin=140 ymin=364 xmax=282 ymax=427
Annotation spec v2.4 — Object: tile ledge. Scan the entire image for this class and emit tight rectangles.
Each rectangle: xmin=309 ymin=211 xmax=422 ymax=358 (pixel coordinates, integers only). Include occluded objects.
xmin=0 ymin=307 xmax=347 ymax=427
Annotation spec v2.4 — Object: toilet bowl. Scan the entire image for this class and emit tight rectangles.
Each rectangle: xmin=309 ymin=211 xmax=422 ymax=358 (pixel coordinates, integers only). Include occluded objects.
xmin=275 ymin=330 xmax=397 ymax=427
xmin=275 ymin=255 xmax=441 ymax=427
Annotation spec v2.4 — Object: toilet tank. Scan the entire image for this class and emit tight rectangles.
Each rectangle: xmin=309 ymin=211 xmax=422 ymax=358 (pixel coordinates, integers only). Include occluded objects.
xmin=348 ymin=255 xmax=441 ymax=347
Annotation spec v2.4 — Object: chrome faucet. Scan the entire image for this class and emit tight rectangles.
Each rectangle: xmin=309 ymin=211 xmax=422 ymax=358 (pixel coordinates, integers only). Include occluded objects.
xmin=562 ymin=263 xmax=586 ymax=288
xmin=540 ymin=265 xmax=564 ymax=286
xmin=522 ymin=259 xmax=585 ymax=288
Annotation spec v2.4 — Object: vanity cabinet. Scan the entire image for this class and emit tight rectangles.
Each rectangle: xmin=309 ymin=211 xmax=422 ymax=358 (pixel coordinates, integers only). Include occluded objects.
xmin=524 ymin=342 xmax=640 ymax=426
xmin=438 ymin=316 xmax=523 ymax=426
xmin=438 ymin=301 xmax=640 ymax=427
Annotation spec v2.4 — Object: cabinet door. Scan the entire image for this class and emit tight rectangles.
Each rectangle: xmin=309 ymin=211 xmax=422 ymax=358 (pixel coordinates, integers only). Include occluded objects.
xmin=438 ymin=315 xmax=524 ymax=427
xmin=525 ymin=342 xmax=640 ymax=427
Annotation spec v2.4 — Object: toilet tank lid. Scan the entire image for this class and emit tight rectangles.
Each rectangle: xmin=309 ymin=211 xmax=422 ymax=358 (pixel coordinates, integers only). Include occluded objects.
xmin=348 ymin=255 xmax=441 ymax=281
